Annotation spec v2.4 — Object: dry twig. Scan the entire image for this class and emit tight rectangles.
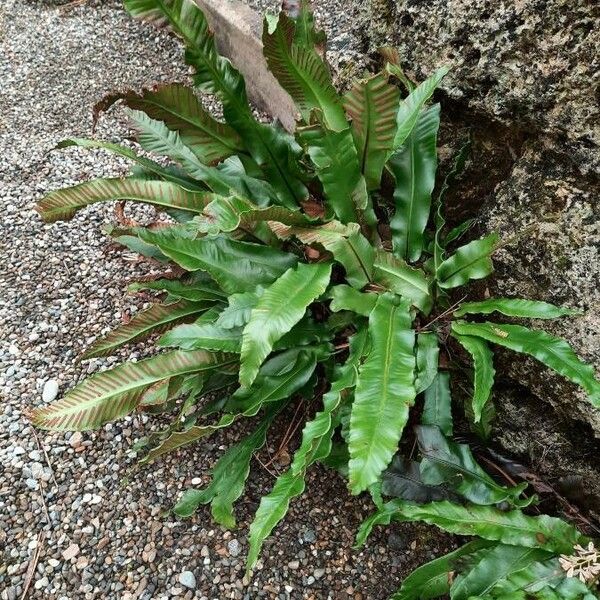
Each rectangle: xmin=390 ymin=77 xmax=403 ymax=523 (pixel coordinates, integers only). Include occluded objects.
xmin=20 ymin=532 xmax=44 ymax=600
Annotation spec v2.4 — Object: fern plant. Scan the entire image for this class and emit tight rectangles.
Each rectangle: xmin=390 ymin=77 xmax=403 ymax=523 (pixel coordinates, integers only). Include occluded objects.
xmin=30 ymin=0 xmax=600 ymax=597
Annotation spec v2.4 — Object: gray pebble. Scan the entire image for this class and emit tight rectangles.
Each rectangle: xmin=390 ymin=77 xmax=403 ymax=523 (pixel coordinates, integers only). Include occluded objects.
xmin=178 ymin=571 xmax=196 ymax=589
xmin=227 ymin=539 xmax=241 ymax=557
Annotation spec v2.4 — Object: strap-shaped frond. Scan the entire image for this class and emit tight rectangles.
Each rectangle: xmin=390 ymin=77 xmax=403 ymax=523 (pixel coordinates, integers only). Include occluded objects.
xmin=344 ymin=73 xmax=400 ymax=190
xmin=452 ymin=321 xmax=600 ymax=406
xmin=36 ymin=178 xmax=212 ymax=223
xmin=124 ymin=0 xmax=307 ymax=208
xmin=437 ymin=233 xmax=499 ymax=289
xmin=416 ymin=425 xmax=529 ymax=507
xmin=328 ymin=285 xmax=377 ymax=316
xmin=414 ymin=331 xmax=439 ymax=394
xmin=159 ymin=319 xmax=242 ymax=352
xmin=128 ymin=110 xmax=279 ymax=206
xmin=421 ymin=372 xmax=453 ymax=437
xmin=263 ymin=13 xmax=346 ymax=130
xmin=358 ymin=500 xmax=583 ymax=554
xmin=390 ymin=540 xmax=492 ymax=600
xmin=268 ymin=221 xmax=374 ymax=289
xmin=55 ymin=138 xmax=204 ymax=190
xmin=454 ymin=298 xmax=579 ymax=319
xmin=282 ymin=0 xmax=326 ymax=50
xmin=391 ymin=66 xmax=449 ymax=151
xmin=449 ymin=544 xmax=552 ymax=600
xmin=348 ymin=294 xmax=416 ymax=494
xmin=389 ymin=104 xmax=440 ymax=262
xmin=144 ymin=348 xmax=321 ymax=467
xmin=216 ymin=289 xmax=263 ymax=329
xmin=372 ymin=249 xmax=432 ymax=313
xmin=106 ymin=84 xmax=244 ymax=165
xmin=239 ymin=262 xmax=332 ymax=387
xmin=452 ymin=333 xmax=495 ymax=423
xmin=247 ymin=328 xmax=367 ymax=573
xmin=228 ymin=348 xmax=319 ymax=415
xmin=137 ymin=229 xmax=298 ymax=293
xmin=128 ymin=272 xmax=226 ymax=302
xmin=124 ymin=0 xmax=249 ymax=109
xmin=433 ymin=138 xmax=471 ymax=272
xmin=28 ymin=350 xmax=235 ymax=431
xmin=194 ymin=196 xmax=317 ymax=236
xmin=141 ymin=411 xmax=235 ymax=465
xmin=174 ymin=404 xmax=281 ymax=526
xmin=83 ymin=300 xmax=210 ymax=359
xmin=298 ymin=124 xmax=362 ymax=223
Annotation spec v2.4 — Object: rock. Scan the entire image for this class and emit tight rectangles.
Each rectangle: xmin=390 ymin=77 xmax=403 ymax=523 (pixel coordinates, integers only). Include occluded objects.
xmin=62 ymin=543 xmax=80 ymax=561
xmin=287 ymin=560 xmax=300 ymax=570
xmin=42 ymin=379 xmax=59 ymax=403
xmin=356 ymin=0 xmax=599 ymax=173
xmin=227 ymin=539 xmax=241 ymax=557
xmin=178 ymin=570 xmax=196 ymax=589
xmin=348 ymin=0 xmax=600 ymax=507
xmin=482 ymin=145 xmax=599 ymax=430
xmin=313 ymin=568 xmax=325 ymax=579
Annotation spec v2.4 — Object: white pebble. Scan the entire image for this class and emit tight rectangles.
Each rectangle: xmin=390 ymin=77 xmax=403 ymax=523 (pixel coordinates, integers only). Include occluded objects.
xmin=42 ymin=379 xmax=59 ymax=402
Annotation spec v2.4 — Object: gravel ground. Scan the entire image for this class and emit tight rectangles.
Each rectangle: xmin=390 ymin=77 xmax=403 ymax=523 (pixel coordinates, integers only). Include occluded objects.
xmin=0 ymin=1 xmax=453 ymax=599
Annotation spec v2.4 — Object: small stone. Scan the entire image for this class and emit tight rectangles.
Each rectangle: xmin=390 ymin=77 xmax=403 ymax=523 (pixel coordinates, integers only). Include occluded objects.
xmin=178 ymin=571 xmax=196 ymax=589
xmin=302 ymin=528 xmax=316 ymax=543
xmin=62 ymin=543 xmax=80 ymax=561
xmin=313 ymin=568 xmax=325 ymax=579
xmin=288 ymin=560 xmax=300 ymax=570
xmin=30 ymin=462 xmax=44 ymax=479
xmin=48 ymin=559 xmax=60 ymax=568
xmin=34 ymin=577 xmax=49 ymax=590
xmin=388 ymin=531 xmax=408 ymax=551
xmin=142 ymin=548 xmax=156 ymax=562
xmin=42 ymin=379 xmax=59 ymax=402
xmin=307 ymin=576 xmax=315 ymax=585
xmin=12 ymin=446 xmax=26 ymax=457
xmin=28 ymin=450 xmax=41 ymax=461
xmin=69 ymin=432 xmax=83 ymax=448
xmin=227 ymin=539 xmax=241 ymax=557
